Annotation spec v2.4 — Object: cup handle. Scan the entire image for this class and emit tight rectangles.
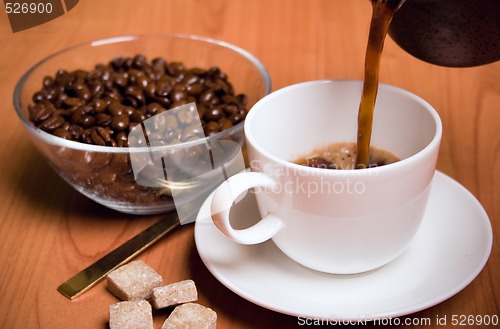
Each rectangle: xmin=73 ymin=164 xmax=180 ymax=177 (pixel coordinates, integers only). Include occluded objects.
xmin=210 ymin=172 xmax=284 ymax=245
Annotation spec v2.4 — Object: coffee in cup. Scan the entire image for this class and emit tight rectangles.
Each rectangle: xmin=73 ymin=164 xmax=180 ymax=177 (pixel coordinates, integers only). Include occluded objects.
xmin=293 ymin=142 xmax=399 ymax=170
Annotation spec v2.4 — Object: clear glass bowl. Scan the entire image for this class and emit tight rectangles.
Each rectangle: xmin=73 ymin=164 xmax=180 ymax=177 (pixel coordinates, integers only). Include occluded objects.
xmin=14 ymin=34 xmax=271 ymax=214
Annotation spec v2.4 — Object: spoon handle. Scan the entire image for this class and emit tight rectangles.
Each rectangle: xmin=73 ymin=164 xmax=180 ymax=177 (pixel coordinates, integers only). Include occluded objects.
xmin=57 ymin=211 xmax=180 ymax=299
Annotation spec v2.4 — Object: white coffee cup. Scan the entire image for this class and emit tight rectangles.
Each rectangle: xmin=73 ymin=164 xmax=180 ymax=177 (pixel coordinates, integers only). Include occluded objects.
xmin=210 ymin=80 xmax=442 ymax=274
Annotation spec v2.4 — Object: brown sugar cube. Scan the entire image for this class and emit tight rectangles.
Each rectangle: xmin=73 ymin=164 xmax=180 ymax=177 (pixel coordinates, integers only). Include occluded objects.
xmin=106 ymin=260 xmax=163 ymax=300
xmin=162 ymin=303 xmax=217 ymax=329
xmin=152 ymin=279 xmax=198 ymax=309
xmin=109 ymin=300 xmax=153 ymax=329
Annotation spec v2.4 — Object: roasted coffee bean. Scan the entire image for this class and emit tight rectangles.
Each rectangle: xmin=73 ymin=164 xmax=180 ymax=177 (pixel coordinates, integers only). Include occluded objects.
xmin=109 ymin=154 xmax=131 ymax=174
xmin=199 ymin=89 xmax=216 ymax=104
xmin=223 ymin=104 xmax=239 ymax=115
xmin=107 ymin=101 xmax=125 ymax=116
xmin=163 ymin=113 xmax=179 ymax=131
xmin=53 ymin=128 xmax=73 ymax=139
xmin=155 ymin=77 xmax=175 ymax=97
xmin=113 ymin=72 xmax=129 ymax=88
xmin=97 ymin=126 xmax=114 ymax=143
xmin=90 ymin=126 xmax=115 ymax=146
xmin=124 ymin=85 xmax=145 ymax=107
xmin=68 ymin=124 xmax=84 ymax=140
xmin=167 ymin=62 xmax=185 ymax=76
xmin=98 ymin=168 xmax=117 ymax=185
xmin=236 ymin=93 xmax=248 ymax=105
xmin=100 ymin=68 xmax=112 ymax=81
xmin=205 ymin=121 xmax=219 ymax=135
xmin=86 ymin=68 xmax=103 ymax=81
xmin=41 ymin=99 xmax=55 ymax=110
xmin=128 ymin=122 xmax=139 ymax=133
xmin=73 ymin=70 xmax=88 ymax=80
xmin=186 ymin=83 xmax=204 ymax=95
xmin=144 ymin=82 xmax=156 ymax=98
xmin=81 ymin=129 xmax=93 ymax=144
xmin=146 ymin=102 xmax=164 ymax=116
xmin=131 ymin=54 xmax=147 ymax=68
xmin=181 ymin=124 xmax=204 ymax=141
xmin=110 ymin=57 xmax=126 ymax=71
xmin=90 ymin=99 xmax=108 ymax=112
xmin=105 ymin=88 xmax=123 ymax=102
xmin=77 ymin=113 xmax=96 ymax=128
xmin=111 ymin=114 xmax=130 ymax=131
xmin=42 ymin=76 xmax=55 ymax=88
xmin=89 ymin=128 xmax=106 ymax=146
xmin=122 ymin=95 xmax=144 ymax=108
xmin=171 ymin=100 xmax=189 ymax=110
xmin=96 ymin=113 xmax=112 ymax=126
xmin=153 ymin=96 xmax=171 ymax=108
xmin=115 ymin=179 xmax=135 ymax=192
xmin=122 ymin=57 xmax=133 ymax=71
xmin=44 ymin=86 xmax=60 ymax=101
xmin=66 ymin=82 xmax=89 ymax=100
xmin=196 ymin=104 xmax=207 ymax=118
xmin=88 ymin=81 xmax=104 ymax=97
xmin=229 ymin=112 xmax=245 ymax=124
xmin=151 ymin=57 xmax=166 ymax=72
xmin=171 ymin=90 xmax=187 ymax=102
xmin=215 ymin=78 xmax=233 ymax=94
xmin=183 ymin=73 xmax=200 ymax=86
xmin=29 ymin=103 xmax=52 ymax=123
xmin=61 ymin=121 xmax=70 ymax=130
xmin=122 ymin=97 xmax=137 ymax=109
xmin=70 ymin=105 xmax=91 ymax=124
xmin=54 ymin=93 xmax=66 ymax=108
xmin=221 ymin=94 xmax=238 ymax=105
xmin=219 ymin=118 xmax=233 ymax=130
xmin=128 ymin=69 xmax=149 ymax=87
xmin=130 ymin=110 xmax=146 ymax=123
xmin=207 ymin=67 xmax=222 ymax=79
xmin=55 ymin=69 xmax=72 ymax=86
xmin=56 ymin=106 xmax=77 ymax=119
xmin=115 ymin=131 xmax=128 ymax=147
xmin=177 ymin=108 xmax=196 ymax=125
xmin=32 ymin=91 xmax=45 ymax=103
xmin=86 ymin=152 xmax=112 ymax=169
xmin=62 ymin=97 xmax=84 ymax=108
xmin=102 ymin=79 xmax=114 ymax=91
xmin=123 ymin=105 xmax=135 ymax=116
xmin=204 ymin=107 xmax=224 ymax=121
xmin=40 ymin=115 xmax=65 ymax=131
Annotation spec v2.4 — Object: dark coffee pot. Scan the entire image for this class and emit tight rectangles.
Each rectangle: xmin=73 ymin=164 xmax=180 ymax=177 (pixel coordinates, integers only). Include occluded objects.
xmin=388 ymin=0 xmax=500 ymax=67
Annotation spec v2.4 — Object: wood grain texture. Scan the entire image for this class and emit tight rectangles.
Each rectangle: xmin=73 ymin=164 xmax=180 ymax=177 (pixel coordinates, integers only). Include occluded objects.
xmin=0 ymin=1 xmax=498 ymax=328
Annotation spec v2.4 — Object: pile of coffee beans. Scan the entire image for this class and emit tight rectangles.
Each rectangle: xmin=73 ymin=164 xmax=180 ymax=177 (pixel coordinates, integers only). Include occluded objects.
xmin=26 ymin=55 xmax=249 ymax=209
xmin=28 ymin=54 xmax=248 ymax=146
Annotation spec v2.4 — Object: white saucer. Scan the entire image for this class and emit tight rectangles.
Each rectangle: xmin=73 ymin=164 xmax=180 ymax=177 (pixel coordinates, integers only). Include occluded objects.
xmin=194 ymin=171 xmax=492 ymax=321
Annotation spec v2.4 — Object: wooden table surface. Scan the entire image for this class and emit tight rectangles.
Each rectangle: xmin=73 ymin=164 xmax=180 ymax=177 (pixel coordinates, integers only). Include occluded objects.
xmin=0 ymin=1 xmax=498 ymax=328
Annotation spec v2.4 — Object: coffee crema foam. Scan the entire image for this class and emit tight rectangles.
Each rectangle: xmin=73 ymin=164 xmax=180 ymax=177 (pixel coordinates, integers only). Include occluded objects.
xmin=293 ymin=142 xmax=399 ymax=170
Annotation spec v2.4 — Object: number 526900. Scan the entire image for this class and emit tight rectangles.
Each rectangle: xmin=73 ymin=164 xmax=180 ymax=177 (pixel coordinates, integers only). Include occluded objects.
xmin=5 ymin=2 xmax=53 ymax=14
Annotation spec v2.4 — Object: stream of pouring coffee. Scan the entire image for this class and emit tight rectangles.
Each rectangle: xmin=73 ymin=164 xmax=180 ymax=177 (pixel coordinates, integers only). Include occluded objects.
xmin=356 ymin=0 xmax=406 ymax=168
